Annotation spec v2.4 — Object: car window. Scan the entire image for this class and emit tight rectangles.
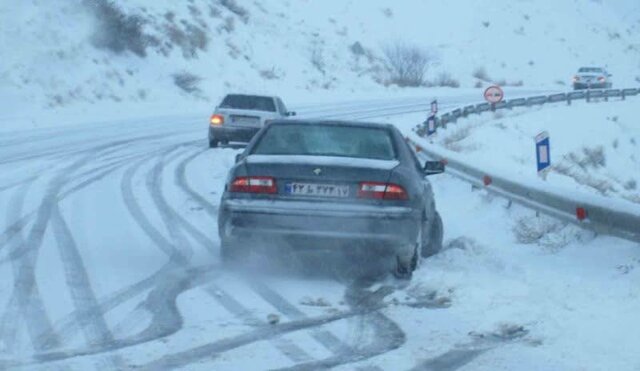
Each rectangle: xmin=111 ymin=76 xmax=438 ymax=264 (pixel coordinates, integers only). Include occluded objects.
xmin=219 ymin=95 xmax=276 ymax=112
xmin=578 ymin=67 xmax=603 ymax=73
xmin=405 ymin=141 xmax=424 ymax=173
xmin=251 ymin=124 xmax=397 ymax=160
xmin=276 ymin=98 xmax=288 ymax=115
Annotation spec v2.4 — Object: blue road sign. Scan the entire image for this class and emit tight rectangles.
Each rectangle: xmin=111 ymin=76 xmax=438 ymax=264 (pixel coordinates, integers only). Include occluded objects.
xmin=431 ymin=100 xmax=438 ymax=115
xmin=535 ymin=131 xmax=550 ymax=175
xmin=426 ymin=115 xmax=436 ymax=136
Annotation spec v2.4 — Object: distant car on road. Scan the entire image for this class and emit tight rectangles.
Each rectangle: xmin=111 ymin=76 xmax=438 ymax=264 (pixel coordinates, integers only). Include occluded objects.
xmin=208 ymin=94 xmax=296 ymax=148
xmin=218 ymin=120 xmax=445 ymax=279
xmin=573 ymin=67 xmax=612 ymax=90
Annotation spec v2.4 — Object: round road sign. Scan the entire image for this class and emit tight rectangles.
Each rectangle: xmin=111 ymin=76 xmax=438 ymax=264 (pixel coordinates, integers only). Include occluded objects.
xmin=484 ymin=85 xmax=504 ymax=103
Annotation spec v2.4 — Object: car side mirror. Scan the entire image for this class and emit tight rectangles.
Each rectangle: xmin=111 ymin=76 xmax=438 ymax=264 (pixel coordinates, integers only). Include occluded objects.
xmin=423 ymin=161 xmax=445 ymax=176
xmin=608 ymin=73 xmax=613 ymax=77
xmin=235 ymin=154 xmax=242 ymax=163
xmin=287 ymin=111 xmax=297 ymax=117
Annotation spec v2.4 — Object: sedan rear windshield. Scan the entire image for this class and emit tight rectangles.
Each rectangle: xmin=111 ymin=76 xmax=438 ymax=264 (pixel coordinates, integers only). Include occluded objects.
xmin=251 ymin=124 xmax=397 ymax=160
xmin=578 ymin=67 xmax=603 ymax=73
xmin=219 ymin=95 xmax=276 ymax=112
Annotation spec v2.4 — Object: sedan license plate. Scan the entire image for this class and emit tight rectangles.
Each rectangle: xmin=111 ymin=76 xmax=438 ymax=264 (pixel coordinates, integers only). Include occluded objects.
xmin=285 ymin=182 xmax=350 ymax=198
xmin=232 ymin=116 xmax=260 ymax=126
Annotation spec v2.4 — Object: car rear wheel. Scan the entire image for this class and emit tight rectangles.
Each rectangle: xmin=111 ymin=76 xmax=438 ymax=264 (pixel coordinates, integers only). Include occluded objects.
xmin=393 ymin=223 xmax=421 ymax=280
xmin=421 ymin=212 xmax=443 ymax=258
xmin=209 ymin=139 xmax=219 ymax=148
xmin=393 ymin=247 xmax=417 ymax=280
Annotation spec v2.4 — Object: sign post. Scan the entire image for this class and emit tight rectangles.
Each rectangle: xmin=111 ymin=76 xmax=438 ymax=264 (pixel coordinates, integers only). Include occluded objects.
xmin=484 ymin=85 xmax=504 ymax=111
xmin=430 ymin=99 xmax=438 ymax=115
xmin=535 ymin=131 xmax=551 ymax=180
xmin=426 ymin=115 xmax=436 ymax=137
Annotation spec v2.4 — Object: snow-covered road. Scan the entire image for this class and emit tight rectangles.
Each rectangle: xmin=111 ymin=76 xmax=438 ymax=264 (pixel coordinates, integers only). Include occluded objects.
xmin=1 ymin=92 xmax=639 ymax=370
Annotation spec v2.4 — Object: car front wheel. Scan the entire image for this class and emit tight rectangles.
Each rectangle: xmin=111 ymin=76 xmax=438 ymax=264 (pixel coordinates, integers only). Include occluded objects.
xmin=209 ymin=139 xmax=219 ymax=148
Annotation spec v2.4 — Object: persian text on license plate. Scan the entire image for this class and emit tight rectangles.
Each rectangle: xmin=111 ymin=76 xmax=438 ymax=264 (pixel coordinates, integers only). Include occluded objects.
xmin=285 ymin=182 xmax=350 ymax=198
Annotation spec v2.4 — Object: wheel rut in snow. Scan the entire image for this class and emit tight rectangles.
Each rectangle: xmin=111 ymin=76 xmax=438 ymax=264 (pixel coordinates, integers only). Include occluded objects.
xmin=0 ymin=144 xmax=105 ymax=353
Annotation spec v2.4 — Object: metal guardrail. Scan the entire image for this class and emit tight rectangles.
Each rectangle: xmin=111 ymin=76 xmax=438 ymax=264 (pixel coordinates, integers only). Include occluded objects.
xmin=416 ymin=87 xmax=639 ymax=134
xmin=412 ymin=87 xmax=640 ymax=243
xmin=409 ymin=136 xmax=640 ymax=243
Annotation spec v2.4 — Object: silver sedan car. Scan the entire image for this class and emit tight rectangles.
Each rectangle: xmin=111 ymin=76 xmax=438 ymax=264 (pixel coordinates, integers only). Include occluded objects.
xmin=208 ymin=94 xmax=295 ymax=147
xmin=217 ymin=120 xmax=445 ymax=279
xmin=572 ymin=67 xmax=612 ymax=90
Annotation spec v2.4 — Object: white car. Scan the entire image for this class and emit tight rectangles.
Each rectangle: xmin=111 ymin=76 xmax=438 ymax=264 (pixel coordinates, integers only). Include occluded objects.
xmin=572 ymin=67 xmax=612 ymax=90
xmin=208 ymin=94 xmax=296 ymax=148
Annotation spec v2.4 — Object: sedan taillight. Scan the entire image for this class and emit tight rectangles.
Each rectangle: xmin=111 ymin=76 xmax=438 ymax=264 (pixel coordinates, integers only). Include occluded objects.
xmin=358 ymin=182 xmax=408 ymax=200
xmin=598 ymin=76 xmax=606 ymax=82
xmin=230 ymin=176 xmax=277 ymax=194
xmin=210 ymin=114 xmax=224 ymax=126
xmin=573 ymin=76 xmax=580 ymax=82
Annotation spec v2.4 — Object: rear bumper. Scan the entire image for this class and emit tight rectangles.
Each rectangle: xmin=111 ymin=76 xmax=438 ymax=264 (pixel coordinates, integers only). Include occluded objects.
xmin=209 ymin=126 xmax=260 ymax=143
xmin=573 ymin=82 xmax=607 ymax=90
xmin=218 ymin=199 xmax=420 ymax=256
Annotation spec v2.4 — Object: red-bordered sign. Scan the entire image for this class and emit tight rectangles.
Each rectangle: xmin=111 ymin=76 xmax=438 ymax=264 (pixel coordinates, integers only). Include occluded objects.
xmin=484 ymin=85 xmax=504 ymax=103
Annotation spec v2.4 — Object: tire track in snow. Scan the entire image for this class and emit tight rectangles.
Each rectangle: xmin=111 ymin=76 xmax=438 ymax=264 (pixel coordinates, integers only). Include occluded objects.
xmin=3 ymin=282 xmax=449 ymax=369
xmin=0 ymin=266 xmax=220 ymax=369
xmin=0 ymin=153 xmax=151 ymax=266
xmin=247 ymin=279 xmax=354 ymax=357
xmin=48 ymin=203 xmax=126 ymax=370
xmin=0 ymin=175 xmax=39 ymax=193
xmin=130 ymin=295 xmax=401 ymax=370
xmin=274 ymin=284 xmax=405 ymax=371
xmin=174 ymin=148 xmax=218 ymax=218
xmin=205 ymin=284 xmax=314 ymax=364
xmin=0 ymin=179 xmax=44 ymax=353
xmin=0 ymin=135 xmax=178 ymax=264
xmin=0 ymin=138 xmax=177 ymax=355
xmin=37 ymin=261 xmax=186 ymax=356
xmin=0 ymin=153 xmax=98 ymax=352
xmin=146 ymin=146 xmax=212 ymax=255
xmin=28 ymin=141 xmax=224 ymax=359
xmin=120 ymin=153 xmax=191 ymax=263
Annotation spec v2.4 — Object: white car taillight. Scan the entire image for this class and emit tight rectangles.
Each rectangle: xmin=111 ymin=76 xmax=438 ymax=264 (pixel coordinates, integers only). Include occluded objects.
xmin=358 ymin=182 xmax=408 ymax=200
xmin=230 ymin=176 xmax=277 ymax=194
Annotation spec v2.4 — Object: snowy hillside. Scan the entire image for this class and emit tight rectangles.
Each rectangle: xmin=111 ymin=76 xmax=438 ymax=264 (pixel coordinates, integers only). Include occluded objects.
xmin=1 ymin=0 xmax=640 ymax=130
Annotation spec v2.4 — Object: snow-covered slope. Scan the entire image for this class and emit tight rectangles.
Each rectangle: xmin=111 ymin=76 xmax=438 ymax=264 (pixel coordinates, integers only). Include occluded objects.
xmin=1 ymin=0 xmax=639 ymax=130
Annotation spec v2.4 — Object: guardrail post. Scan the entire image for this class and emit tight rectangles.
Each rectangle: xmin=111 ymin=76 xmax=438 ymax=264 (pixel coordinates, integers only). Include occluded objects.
xmin=604 ymin=92 xmax=609 ymax=102
xmin=622 ymin=90 xmax=626 ymax=101
xmin=586 ymin=90 xmax=590 ymax=103
xmin=491 ymin=103 xmax=495 ymax=112
xmin=567 ymin=96 xmax=571 ymax=106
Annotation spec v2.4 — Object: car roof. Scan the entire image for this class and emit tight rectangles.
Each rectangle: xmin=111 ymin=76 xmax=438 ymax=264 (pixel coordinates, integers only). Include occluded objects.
xmin=265 ymin=119 xmax=396 ymax=130
xmin=224 ymin=93 xmax=278 ymax=99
